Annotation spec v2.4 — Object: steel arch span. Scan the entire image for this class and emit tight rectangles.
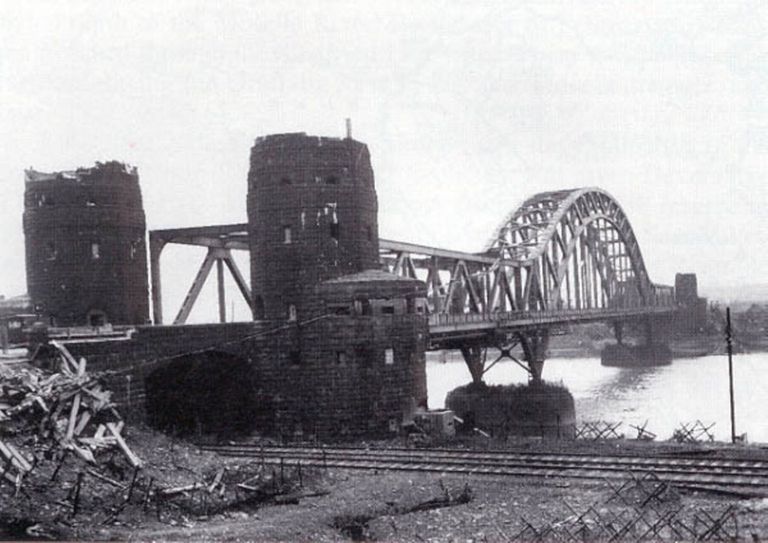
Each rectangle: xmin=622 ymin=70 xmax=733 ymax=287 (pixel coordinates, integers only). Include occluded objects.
xmin=380 ymin=187 xmax=673 ymax=319
xmin=482 ymin=187 xmax=672 ymax=313
xmin=380 ymin=187 xmax=675 ymax=381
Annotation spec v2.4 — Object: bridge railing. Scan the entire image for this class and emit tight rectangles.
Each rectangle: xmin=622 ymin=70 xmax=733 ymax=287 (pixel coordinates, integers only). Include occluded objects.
xmin=428 ymin=305 xmax=674 ymax=329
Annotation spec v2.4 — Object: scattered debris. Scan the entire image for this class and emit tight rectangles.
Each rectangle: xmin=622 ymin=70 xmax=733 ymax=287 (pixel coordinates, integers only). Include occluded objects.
xmin=0 ymin=346 xmax=325 ymax=538
xmin=0 ymin=341 xmax=140 ymax=491
xmin=332 ymin=481 xmax=474 ymax=542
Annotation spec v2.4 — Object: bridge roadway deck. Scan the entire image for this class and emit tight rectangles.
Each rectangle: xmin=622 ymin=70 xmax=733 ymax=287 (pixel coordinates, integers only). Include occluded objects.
xmin=43 ymin=307 xmax=675 ymax=352
xmin=427 ymin=306 xmax=674 ymax=346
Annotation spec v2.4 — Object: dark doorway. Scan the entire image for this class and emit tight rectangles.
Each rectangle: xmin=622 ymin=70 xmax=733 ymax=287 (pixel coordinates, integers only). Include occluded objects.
xmin=87 ymin=309 xmax=108 ymax=327
xmin=145 ymin=350 xmax=261 ymax=437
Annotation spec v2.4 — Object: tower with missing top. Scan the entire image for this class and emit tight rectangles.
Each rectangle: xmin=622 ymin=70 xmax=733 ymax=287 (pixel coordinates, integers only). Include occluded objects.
xmin=23 ymin=161 xmax=149 ymax=326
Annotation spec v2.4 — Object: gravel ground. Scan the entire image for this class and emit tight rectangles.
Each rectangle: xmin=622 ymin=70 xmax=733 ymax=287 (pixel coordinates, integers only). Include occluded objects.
xmin=107 ymin=467 xmax=768 ymax=542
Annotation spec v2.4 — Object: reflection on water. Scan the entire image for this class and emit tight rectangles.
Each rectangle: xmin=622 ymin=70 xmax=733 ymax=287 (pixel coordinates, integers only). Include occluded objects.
xmin=426 ymin=351 xmax=768 ymax=443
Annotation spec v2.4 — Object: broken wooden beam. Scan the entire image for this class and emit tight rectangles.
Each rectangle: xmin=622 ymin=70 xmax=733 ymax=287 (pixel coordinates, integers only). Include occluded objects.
xmin=106 ymin=422 xmax=143 ymax=468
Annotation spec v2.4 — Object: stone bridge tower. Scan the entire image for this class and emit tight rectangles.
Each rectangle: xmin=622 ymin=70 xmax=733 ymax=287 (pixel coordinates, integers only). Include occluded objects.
xmin=23 ymin=162 xmax=149 ymax=327
xmin=247 ymin=132 xmax=380 ymax=321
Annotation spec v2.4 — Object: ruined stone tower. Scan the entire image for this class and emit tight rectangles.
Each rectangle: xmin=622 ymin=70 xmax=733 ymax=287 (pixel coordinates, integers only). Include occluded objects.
xmin=247 ymin=132 xmax=380 ymax=321
xmin=23 ymin=162 xmax=150 ymax=327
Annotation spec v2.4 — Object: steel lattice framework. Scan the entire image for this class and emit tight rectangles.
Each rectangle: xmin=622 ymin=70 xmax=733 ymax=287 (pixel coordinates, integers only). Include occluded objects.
xmin=380 ymin=187 xmax=673 ymax=318
xmin=379 ymin=188 xmax=675 ymax=381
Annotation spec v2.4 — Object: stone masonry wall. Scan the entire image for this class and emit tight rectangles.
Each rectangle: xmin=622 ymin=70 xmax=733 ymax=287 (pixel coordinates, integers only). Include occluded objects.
xmin=60 ymin=315 xmax=428 ymax=439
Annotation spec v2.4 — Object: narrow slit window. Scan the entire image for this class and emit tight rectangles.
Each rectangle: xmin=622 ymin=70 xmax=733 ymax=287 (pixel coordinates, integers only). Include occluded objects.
xmin=283 ymin=225 xmax=292 ymax=244
xmin=289 ymin=350 xmax=301 ymax=365
xmin=330 ymin=222 xmax=340 ymax=240
xmin=385 ymin=348 xmax=395 ymax=365
xmin=287 ymin=304 xmax=297 ymax=321
xmin=91 ymin=242 xmax=100 ymax=260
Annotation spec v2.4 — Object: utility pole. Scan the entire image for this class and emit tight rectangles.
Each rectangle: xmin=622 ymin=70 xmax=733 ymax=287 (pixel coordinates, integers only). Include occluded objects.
xmin=726 ymin=307 xmax=736 ymax=444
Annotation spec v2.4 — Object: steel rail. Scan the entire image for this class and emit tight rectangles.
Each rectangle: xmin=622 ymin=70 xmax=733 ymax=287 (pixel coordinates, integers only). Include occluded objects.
xmin=201 ymin=444 xmax=768 ymax=492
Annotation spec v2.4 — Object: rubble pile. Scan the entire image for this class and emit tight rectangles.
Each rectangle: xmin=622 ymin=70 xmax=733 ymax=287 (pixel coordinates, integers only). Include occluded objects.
xmin=0 ymin=343 xmax=324 ymax=539
xmin=0 ymin=341 xmax=140 ymax=490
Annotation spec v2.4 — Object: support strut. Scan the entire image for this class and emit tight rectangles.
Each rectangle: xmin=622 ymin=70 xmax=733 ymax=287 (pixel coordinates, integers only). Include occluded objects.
xmin=519 ymin=330 xmax=550 ymax=383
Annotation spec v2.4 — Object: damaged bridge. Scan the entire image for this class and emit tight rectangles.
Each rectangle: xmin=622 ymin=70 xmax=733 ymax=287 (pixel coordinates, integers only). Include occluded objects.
xmin=25 ymin=133 xmax=679 ymax=439
xmin=148 ymin=187 xmax=675 ymax=382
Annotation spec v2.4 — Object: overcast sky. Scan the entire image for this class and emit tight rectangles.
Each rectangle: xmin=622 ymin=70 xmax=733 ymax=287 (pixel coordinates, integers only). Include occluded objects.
xmin=1 ymin=1 xmax=765 ymax=320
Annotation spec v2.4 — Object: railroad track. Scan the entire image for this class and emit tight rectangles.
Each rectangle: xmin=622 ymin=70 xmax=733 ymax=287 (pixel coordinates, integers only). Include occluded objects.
xmin=200 ymin=444 xmax=768 ymax=494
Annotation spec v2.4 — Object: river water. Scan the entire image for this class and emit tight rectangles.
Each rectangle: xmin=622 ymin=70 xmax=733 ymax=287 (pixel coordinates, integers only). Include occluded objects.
xmin=426 ymin=351 xmax=768 ymax=443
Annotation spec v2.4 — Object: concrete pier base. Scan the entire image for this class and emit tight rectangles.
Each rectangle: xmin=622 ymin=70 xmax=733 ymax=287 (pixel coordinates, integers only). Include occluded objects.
xmin=446 ymin=382 xmax=575 ymax=438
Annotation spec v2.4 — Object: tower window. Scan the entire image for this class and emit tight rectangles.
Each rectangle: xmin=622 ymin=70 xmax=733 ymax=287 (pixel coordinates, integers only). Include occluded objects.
xmin=325 ymin=175 xmax=339 ymax=185
xmin=280 ymin=176 xmax=291 ymax=185
xmin=45 ymin=242 xmax=57 ymax=261
xmin=87 ymin=310 xmax=107 ymax=327
xmin=365 ymin=225 xmax=373 ymax=242
xmin=330 ymin=222 xmax=340 ymax=240
xmin=335 ymin=351 xmax=348 ymax=365
xmin=287 ymin=304 xmax=297 ymax=321
xmin=385 ymin=348 xmax=395 ymax=365
xmin=91 ymin=242 xmax=100 ymax=260
xmin=283 ymin=225 xmax=292 ymax=244
xmin=289 ymin=350 xmax=301 ymax=365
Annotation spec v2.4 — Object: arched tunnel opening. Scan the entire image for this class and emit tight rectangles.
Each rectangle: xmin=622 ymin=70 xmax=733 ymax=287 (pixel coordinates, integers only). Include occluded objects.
xmin=145 ymin=350 xmax=263 ymax=438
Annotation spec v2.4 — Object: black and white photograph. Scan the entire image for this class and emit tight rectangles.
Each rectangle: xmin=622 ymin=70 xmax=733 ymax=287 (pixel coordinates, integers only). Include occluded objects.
xmin=0 ymin=1 xmax=767 ymax=540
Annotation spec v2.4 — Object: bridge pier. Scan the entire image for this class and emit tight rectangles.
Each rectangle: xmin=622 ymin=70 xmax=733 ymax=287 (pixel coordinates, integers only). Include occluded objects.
xmin=459 ymin=344 xmax=485 ymax=385
xmin=520 ymin=330 xmax=549 ymax=383
xmin=601 ymin=317 xmax=672 ymax=367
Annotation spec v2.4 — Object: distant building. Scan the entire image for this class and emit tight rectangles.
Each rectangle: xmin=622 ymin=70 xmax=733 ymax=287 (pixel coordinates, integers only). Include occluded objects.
xmin=673 ymin=273 xmax=708 ymax=335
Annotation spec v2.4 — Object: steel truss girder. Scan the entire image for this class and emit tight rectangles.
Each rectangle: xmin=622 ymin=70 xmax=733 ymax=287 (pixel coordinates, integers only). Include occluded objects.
xmin=382 ymin=188 xmax=673 ymax=318
xmin=149 ymin=224 xmax=252 ymax=325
